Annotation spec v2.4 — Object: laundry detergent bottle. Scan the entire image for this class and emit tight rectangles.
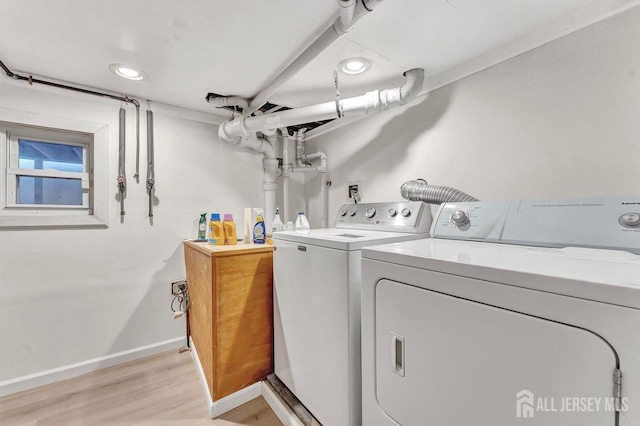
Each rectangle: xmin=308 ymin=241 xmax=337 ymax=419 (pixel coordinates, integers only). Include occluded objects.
xmin=253 ymin=209 xmax=266 ymax=244
xmin=223 ymin=214 xmax=237 ymax=245
xmin=208 ymin=213 xmax=224 ymax=245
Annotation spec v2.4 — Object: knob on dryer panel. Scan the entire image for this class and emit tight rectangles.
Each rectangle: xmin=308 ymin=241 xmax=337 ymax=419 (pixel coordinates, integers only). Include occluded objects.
xmin=431 ymin=202 xmax=509 ymax=242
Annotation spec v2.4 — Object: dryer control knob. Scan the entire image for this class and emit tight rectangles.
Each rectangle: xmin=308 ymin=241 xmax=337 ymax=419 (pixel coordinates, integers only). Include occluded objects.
xmin=401 ymin=208 xmax=411 ymax=218
xmin=451 ymin=210 xmax=470 ymax=227
xmin=388 ymin=208 xmax=398 ymax=217
xmin=619 ymin=212 xmax=640 ymax=228
xmin=365 ymin=207 xmax=376 ymax=218
xmin=338 ymin=209 xmax=347 ymax=217
xmin=348 ymin=209 xmax=357 ymax=217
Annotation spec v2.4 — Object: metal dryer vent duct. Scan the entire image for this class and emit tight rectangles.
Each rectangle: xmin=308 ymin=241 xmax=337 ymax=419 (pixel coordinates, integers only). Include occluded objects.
xmin=401 ymin=179 xmax=479 ymax=204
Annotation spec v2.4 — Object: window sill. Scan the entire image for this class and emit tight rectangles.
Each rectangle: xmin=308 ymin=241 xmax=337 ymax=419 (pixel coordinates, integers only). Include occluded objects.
xmin=0 ymin=214 xmax=108 ymax=229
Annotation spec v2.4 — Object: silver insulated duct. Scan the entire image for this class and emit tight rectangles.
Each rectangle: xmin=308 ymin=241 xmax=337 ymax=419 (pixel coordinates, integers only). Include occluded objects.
xmin=401 ymin=179 xmax=479 ymax=204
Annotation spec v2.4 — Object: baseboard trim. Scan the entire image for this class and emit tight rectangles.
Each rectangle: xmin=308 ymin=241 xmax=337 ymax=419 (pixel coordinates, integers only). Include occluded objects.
xmin=189 ymin=336 xmax=214 ymax=412
xmin=189 ymin=337 xmax=263 ymax=418
xmin=189 ymin=337 xmax=304 ymax=423
xmin=0 ymin=336 xmax=186 ymax=398
xmin=261 ymin=380 xmax=305 ymax=426
xmin=211 ymin=382 xmax=263 ymax=418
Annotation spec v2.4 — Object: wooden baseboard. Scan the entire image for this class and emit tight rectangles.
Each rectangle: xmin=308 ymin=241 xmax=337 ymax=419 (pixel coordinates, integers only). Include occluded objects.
xmin=0 ymin=337 xmax=186 ymax=397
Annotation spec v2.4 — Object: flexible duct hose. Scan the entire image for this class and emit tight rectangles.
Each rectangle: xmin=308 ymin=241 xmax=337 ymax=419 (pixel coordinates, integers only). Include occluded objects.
xmin=400 ymin=179 xmax=479 ymax=204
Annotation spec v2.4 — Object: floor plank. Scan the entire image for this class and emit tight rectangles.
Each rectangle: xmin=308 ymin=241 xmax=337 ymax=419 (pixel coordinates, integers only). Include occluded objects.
xmin=0 ymin=350 xmax=282 ymax=426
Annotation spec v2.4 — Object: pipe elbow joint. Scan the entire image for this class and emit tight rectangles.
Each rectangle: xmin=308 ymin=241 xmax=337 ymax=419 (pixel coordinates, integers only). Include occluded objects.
xmin=218 ymin=121 xmax=239 ymax=144
xmin=399 ymin=68 xmax=425 ymax=105
xmin=218 ymin=115 xmax=254 ymax=144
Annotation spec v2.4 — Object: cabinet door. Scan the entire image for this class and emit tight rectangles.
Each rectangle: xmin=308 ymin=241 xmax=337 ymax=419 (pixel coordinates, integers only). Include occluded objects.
xmin=274 ymin=240 xmax=350 ymax=426
xmin=375 ymin=279 xmax=617 ymax=426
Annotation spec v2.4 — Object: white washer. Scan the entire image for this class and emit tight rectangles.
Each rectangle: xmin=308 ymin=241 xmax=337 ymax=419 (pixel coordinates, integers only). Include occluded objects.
xmin=362 ymin=198 xmax=640 ymax=426
xmin=273 ymin=202 xmax=432 ymax=426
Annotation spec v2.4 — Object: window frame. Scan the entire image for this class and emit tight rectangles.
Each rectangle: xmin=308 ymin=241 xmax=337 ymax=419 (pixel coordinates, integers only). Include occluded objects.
xmin=4 ymin=125 xmax=92 ymax=212
xmin=0 ymin=113 xmax=108 ymax=229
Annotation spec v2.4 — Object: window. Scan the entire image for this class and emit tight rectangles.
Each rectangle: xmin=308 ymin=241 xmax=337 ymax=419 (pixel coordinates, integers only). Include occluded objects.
xmin=1 ymin=119 xmax=108 ymax=228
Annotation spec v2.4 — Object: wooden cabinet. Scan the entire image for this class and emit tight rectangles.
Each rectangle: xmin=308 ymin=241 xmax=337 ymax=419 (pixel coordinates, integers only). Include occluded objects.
xmin=183 ymin=241 xmax=274 ymax=401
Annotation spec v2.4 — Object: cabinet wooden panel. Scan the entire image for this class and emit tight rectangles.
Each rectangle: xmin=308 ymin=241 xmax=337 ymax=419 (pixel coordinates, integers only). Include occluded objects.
xmin=184 ymin=241 xmax=274 ymax=401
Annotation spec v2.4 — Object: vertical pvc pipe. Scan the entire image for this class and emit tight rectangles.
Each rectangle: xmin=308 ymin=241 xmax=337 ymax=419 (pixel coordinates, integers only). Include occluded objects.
xmin=321 ymin=169 xmax=328 ymax=228
xmin=263 ymin=158 xmax=279 ymax=236
xmin=281 ymin=129 xmax=291 ymax=223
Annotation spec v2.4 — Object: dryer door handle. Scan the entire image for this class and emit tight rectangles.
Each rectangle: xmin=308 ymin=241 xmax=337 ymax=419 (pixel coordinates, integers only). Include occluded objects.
xmin=391 ymin=332 xmax=405 ymax=377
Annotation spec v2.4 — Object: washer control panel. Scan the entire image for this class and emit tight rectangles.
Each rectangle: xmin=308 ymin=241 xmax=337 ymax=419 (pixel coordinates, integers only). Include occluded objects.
xmin=335 ymin=201 xmax=432 ymax=233
xmin=431 ymin=198 xmax=640 ymax=254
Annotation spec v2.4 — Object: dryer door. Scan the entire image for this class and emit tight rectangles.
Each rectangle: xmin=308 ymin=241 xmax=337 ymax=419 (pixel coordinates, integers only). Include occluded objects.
xmin=375 ymin=279 xmax=618 ymax=426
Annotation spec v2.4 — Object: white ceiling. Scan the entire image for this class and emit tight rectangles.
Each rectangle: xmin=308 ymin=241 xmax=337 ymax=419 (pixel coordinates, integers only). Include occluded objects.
xmin=0 ymin=0 xmax=619 ymax=116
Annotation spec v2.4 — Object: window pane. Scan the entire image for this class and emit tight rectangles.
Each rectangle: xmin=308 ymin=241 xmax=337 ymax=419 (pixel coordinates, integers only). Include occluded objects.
xmin=17 ymin=176 xmax=83 ymax=205
xmin=18 ymin=139 xmax=84 ymax=172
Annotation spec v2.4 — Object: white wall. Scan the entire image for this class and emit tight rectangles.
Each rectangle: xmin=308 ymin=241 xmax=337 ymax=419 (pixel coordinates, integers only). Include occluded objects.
xmin=0 ymin=83 xmax=264 ymax=390
xmin=304 ymin=7 xmax=640 ymax=228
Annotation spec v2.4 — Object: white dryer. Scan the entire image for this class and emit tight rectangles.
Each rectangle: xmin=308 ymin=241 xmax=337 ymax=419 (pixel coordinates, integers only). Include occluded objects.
xmin=361 ymin=198 xmax=640 ymax=426
xmin=273 ymin=202 xmax=432 ymax=426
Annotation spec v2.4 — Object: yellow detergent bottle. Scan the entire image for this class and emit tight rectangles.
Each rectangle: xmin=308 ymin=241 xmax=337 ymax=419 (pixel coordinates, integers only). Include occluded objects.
xmin=207 ymin=213 xmax=224 ymax=245
xmin=223 ymin=214 xmax=237 ymax=245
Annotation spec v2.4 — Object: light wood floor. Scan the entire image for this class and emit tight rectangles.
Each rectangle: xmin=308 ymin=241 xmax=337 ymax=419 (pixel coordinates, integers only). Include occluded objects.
xmin=0 ymin=349 xmax=283 ymax=426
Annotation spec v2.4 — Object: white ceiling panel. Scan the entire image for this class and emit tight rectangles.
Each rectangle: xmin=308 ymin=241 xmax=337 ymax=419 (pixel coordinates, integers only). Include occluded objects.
xmin=344 ymin=0 xmax=603 ymax=76
xmin=271 ymin=36 xmax=406 ymax=107
xmin=0 ymin=0 xmax=629 ymax=117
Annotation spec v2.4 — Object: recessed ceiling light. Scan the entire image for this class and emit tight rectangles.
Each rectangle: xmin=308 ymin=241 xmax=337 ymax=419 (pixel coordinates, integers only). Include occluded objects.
xmin=338 ymin=57 xmax=371 ymax=75
xmin=108 ymin=64 xmax=148 ymax=81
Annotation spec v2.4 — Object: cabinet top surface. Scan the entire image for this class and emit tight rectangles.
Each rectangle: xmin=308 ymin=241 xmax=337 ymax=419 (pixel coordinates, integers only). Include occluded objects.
xmin=183 ymin=240 xmax=274 ymax=257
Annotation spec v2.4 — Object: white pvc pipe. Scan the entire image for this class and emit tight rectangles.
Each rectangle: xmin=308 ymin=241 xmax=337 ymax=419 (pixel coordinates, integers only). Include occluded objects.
xmin=206 ymin=96 xmax=249 ymax=109
xmin=235 ymin=134 xmax=276 ymax=159
xmin=321 ymin=171 xmax=327 ymax=228
xmin=228 ymin=133 xmax=278 ymax=235
xmin=280 ymin=128 xmax=291 ymax=223
xmin=296 ymin=130 xmax=306 ymax=167
xmin=338 ymin=0 xmax=356 ymax=31
xmin=263 ymin=158 xmax=278 ymax=236
xmin=319 ymin=156 xmax=328 ymax=228
xmin=219 ymin=69 xmax=424 ymax=143
xmin=289 ymin=150 xmax=328 ymax=228
xmin=247 ymin=0 xmax=385 ymax=114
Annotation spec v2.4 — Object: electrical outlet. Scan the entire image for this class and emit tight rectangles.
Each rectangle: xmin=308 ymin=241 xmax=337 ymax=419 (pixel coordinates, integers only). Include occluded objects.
xmin=171 ymin=280 xmax=187 ymax=296
xmin=347 ymin=181 xmax=361 ymax=202
xmin=348 ymin=184 xmax=358 ymax=198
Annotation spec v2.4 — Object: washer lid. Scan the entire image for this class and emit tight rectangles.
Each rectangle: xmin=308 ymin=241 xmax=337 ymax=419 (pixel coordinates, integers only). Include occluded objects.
xmin=273 ymin=228 xmax=427 ymax=251
xmin=363 ymin=238 xmax=640 ymax=310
